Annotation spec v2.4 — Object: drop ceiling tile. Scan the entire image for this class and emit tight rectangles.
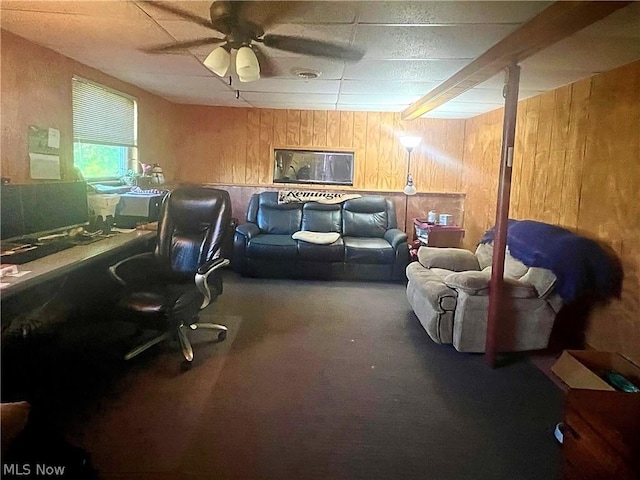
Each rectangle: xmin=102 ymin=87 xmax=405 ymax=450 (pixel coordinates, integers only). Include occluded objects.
xmin=167 ymin=96 xmax=251 ymax=108
xmin=252 ymin=2 xmax=359 ymax=25
xmin=428 ymin=102 xmax=504 ymax=114
xmin=232 ymin=57 xmax=346 ymax=80
xmin=337 ymin=104 xmax=408 ymax=112
xmin=453 ymin=88 xmax=544 ymax=104
xmin=62 ymin=47 xmax=209 ymax=77
xmin=0 ymin=9 xmax=172 ymax=50
xmin=1 ymin=0 xmax=144 ymax=18
xmin=354 ymin=24 xmax=520 ymax=59
xmin=340 ymin=80 xmax=440 ymax=95
xmin=522 ymin=36 xmax=640 ymax=74
xmin=338 ymin=93 xmax=421 ymax=105
xmin=245 ymin=103 xmax=337 ymax=111
xmin=241 ymin=92 xmax=338 ymax=104
xmin=239 ymin=79 xmax=340 ymax=94
xmin=358 ymin=1 xmax=551 ymax=25
xmin=101 ymin=72 xmax=231 ymax=98
xmin=421 ymin=111 xmax=479 ymax=119
xmin=154 ymin=19 xmax=223 ymax=44
xmin=262 ymin=24 xmax=357 ymax=57
xmin=137 ymin=1 xmax=211 ymax=21
xmin=343 ymin=59 xmax=469 ymax=81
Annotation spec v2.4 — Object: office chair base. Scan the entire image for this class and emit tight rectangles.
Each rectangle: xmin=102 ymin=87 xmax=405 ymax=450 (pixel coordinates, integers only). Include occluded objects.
xmin=124 ymin=331 xmax=172 ymax=361
xmin=124 ymin=323 xmax=228 ymax=362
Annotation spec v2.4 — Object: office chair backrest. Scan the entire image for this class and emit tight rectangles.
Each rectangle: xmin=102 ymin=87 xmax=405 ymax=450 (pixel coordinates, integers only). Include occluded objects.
xmin=156 ymin=187 xmax=231 ymax=275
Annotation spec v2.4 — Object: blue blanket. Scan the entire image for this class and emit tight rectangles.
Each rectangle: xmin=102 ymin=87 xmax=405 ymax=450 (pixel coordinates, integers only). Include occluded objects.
xmin=481 ymin=220 xmax=621 ymax=303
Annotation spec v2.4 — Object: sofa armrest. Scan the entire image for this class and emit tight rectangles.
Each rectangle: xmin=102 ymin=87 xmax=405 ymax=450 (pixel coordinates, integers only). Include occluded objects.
xmin=235 ymin=222 xmax=260 ymax=240
xmin=417 ymin=247 xmax=480 ymax=272
xmin=384 ymin=228 xmax=408 ymax=249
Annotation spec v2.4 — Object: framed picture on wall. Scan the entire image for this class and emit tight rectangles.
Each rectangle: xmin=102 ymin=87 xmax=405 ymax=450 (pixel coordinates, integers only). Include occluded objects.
xmin=273 ymin=148 xmax=354 ymax=186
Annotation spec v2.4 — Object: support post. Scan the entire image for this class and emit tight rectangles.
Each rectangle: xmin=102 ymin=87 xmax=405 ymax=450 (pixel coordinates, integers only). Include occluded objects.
xmin=485 ymin=64 xmax=521 ymax=367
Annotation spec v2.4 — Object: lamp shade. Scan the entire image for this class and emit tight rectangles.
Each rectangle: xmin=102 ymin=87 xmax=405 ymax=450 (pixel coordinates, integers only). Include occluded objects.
xmin=399 ymin=135 xmax=421 ymax=150
xmin=236 ymin=46 xmax=260 ymax=82
xmin=203 ymin=46 xmax=230 ymax=77
xmin=403 ymin=173 xmax=417 ymax=195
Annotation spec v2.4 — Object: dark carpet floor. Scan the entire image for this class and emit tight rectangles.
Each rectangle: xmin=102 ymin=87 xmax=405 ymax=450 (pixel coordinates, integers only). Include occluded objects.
xmin=2 ymin=272 xmax=563 ymax=480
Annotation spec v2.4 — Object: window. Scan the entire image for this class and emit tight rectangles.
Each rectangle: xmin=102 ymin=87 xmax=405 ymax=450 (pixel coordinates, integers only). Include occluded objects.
xmin=72 ymin=77 xmax=137 ymax=180
xmin=273 ymin=148 xmax=355 ymax=186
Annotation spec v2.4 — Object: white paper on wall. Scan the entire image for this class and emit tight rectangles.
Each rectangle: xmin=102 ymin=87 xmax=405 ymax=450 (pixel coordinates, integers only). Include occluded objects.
xmin=29 ymin=153 xmax=61 ymax=179
xmin=47 ymin=128 xmax=60 ymax=149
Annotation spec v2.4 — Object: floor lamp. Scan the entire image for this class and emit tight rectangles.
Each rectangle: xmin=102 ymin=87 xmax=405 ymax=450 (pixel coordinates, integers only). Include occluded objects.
xmin=400 ymin=136 xmax=421 ymax=234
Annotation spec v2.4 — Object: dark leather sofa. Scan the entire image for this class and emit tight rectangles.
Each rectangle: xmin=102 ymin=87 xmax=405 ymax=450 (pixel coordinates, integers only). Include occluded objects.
xmin=233 ymin=192 xmax=409 ymax=281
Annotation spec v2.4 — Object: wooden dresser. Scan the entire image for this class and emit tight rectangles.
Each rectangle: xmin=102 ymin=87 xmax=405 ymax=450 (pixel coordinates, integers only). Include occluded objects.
xmin=562 ymin=389 xmax=640 ymax=479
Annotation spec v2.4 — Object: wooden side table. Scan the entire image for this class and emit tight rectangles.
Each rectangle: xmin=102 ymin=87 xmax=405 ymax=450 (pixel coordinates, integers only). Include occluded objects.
xmin=412 ymin=219 xmax=465 ymax=248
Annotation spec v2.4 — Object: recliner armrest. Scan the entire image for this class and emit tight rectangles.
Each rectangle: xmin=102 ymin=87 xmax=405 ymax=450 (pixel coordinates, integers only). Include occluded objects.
xmin=417 ymin=247 xmax=480 ymax=272
xmin=235 ymin=223 xmax=260 ymax=240
xmin=384 ymin=228 xmax=408 ymax=249
xmin=444 ymin=271 xmax=538 ymax=298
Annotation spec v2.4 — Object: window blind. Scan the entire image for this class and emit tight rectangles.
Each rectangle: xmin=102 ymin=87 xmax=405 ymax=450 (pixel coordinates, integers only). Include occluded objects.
xmin=72 ymin=77 xmax=137 ymax=147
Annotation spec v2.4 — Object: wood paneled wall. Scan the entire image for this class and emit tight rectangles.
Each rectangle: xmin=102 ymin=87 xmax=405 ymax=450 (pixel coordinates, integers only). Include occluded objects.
xmin=173 ymin=106 xmax=466 ymax=194
xmin=462 ymin=61 xmax=640 ymax=362
xmin=0 ymin=30 xmax=178 ymax=184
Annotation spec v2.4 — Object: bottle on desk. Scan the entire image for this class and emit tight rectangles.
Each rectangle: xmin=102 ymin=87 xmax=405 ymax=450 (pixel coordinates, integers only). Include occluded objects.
xmin=427 ymin=210 xmax=437 ymax=224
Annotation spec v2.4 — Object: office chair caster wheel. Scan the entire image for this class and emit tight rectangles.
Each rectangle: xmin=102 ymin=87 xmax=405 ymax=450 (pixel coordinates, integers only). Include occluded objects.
xmin=217 ymin=330 xmax=227 ymax=342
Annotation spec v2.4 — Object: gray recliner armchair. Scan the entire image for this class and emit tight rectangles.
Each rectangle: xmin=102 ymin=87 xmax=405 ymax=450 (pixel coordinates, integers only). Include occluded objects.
xmin=406 ymin=243 xmax=563 ymax=352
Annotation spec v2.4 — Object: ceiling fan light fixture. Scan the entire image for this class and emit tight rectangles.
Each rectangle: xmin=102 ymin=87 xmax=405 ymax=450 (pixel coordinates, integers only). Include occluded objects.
xmin=203 ymin=46 xmax=230 ymax=77
xmin=238 ymin=71 xmax=260 ymax=83
xmin=236 ymin=46 xmax=260 ymax=82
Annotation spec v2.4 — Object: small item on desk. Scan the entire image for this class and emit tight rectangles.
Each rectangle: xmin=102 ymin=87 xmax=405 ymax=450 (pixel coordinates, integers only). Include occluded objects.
xmin=438 ymin=214 xmax=454 ymax=226
xmin=0 ymin=264 xmax=19 ymax=278
xmin=136 ymin=221 xmax=158 ymax=231
xmin=427 ymin=210 xmax=437 ymax=224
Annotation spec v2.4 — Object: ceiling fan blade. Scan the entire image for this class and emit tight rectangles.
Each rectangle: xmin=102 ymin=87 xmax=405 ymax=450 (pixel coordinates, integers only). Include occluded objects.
xmin=235 ymin=1 xmax=302 ymax=32
xmin=143 ymin=37 xmax=225 ymax=54
xmin=251 ymin=44 xmax=279 ymax=78
xmin=261 ymin=34 xmax=364 ymax=61
xmin=142 ymin=1 xmax=214 ymax=30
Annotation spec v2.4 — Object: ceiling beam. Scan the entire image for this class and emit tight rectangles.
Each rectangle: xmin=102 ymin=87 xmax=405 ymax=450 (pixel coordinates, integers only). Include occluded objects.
xmin=401 ymin=1 xmax=632 ymax=120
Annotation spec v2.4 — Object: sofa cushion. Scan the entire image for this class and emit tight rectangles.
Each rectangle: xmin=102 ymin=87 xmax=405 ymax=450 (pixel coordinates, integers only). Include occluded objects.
xmin=342 ymin=197 xmax=388 ymax=238
xmin=343 ymin=237 xmax=394 ymax=264
xmin=256 ymin=201 xmax=302 ymax=235
xmin=298 ymin=237 xmax=344 ymax=262
xmin=444 ymin=270 xmax=538 ymax=298
xmin=247 ymin=234 xmax=298 ymax=259
xmin=417 ymin=247 xmax=480 ymax=272
xmin=301 ymin=203 xmax=342 ymax=233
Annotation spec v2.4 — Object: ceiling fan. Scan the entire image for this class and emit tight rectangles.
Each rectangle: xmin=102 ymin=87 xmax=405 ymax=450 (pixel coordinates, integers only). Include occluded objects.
xmin=142 ymin=1 xmax=365 ymax=82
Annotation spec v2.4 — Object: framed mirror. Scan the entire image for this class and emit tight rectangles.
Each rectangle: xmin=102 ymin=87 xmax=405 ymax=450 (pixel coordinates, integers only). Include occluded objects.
xmin=273 ymin=148 xmax=354 ymax=186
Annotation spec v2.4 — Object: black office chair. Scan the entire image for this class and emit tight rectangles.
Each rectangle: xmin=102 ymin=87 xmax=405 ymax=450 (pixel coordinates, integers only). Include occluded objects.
xmin=109 ymin=186 xmax=231 ymax=362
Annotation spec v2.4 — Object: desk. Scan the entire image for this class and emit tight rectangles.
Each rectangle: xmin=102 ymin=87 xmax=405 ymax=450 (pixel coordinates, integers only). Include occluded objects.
xmin=0 ymin=230 xmax=154 ymax=300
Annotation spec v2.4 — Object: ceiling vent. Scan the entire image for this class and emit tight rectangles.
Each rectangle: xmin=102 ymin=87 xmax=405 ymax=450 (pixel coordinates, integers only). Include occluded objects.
xmin=293 ymin=69 xmax=321 ymax=80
